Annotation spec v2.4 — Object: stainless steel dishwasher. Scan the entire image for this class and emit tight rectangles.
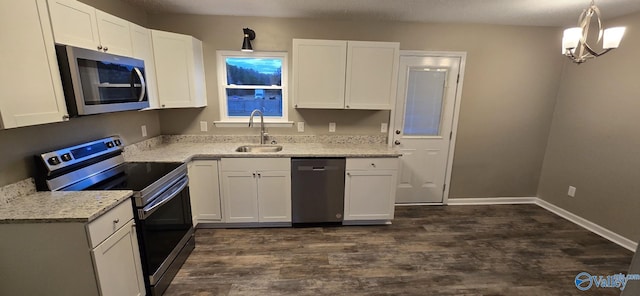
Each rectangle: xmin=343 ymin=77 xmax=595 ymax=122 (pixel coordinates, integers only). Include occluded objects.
xmin=291 ymin=158 xmax=346 ymax=224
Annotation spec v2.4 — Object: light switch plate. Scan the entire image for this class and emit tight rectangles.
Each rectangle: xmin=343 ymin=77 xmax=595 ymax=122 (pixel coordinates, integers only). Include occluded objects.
xmin=381 ymin=123 xmax=388 ymax=133
xmin=297 ymin=122 xmax=305 ymax=132
xmin=200 ymin=121 xmax=208 ymax=132
xmin=141 ymin=125 xmax=147 ymax=137
xmin=329 ymin=122 xmax=336 ymax=132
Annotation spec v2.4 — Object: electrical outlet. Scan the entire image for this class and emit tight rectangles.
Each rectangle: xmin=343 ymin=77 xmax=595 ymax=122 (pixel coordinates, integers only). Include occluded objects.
xmin=568 ymin=186 xmax=576 ymax=197
xmin=297 ymin=122 xmax=305 ymax=132
xmin=329 ymin=122 xmax=336 ymax=132
xmin=141 ymin=125 xmax=147 ymax=137
xmin=381 ymin=123 xmax=388 ymax=133
xmin=200 ymin=121 xmax=208 ymax=132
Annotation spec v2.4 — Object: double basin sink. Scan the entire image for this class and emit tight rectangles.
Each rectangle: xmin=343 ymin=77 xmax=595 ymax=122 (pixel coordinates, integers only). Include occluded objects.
xmin=235 ymin=145 xmax=283 ymax=153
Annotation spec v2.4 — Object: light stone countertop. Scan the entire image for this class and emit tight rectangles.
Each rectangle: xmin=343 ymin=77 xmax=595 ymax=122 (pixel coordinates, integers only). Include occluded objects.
xmin=124 ymin=142 xmax=401 ymax=162
xmin=0 ymin=190 xmax=133 ymax=224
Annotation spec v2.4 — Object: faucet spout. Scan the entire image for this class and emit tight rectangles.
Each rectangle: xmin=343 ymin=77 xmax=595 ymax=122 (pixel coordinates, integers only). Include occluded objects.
xmin=249 ymin=109 xmax=267 ymax=145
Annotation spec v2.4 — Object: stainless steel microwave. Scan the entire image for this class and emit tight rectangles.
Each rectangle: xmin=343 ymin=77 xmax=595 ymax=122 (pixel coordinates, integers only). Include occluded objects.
xmin=55 ymin=45 xmax=149 ymax=117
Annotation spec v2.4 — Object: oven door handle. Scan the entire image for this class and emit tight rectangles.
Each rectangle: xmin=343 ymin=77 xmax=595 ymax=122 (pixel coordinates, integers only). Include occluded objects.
xmin=139 ymin=176 xmax=188 ymax=219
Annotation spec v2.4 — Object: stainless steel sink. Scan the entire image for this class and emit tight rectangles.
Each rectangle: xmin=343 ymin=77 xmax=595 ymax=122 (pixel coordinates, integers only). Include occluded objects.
xmin=235 ymin=145 xmax=283 ymax=153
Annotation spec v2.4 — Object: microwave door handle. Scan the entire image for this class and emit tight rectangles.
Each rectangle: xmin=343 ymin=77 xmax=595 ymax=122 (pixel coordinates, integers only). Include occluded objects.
xmin=139 ymin=176 xmax=188 ymax=219
xmin=133 ymin=67 xmax=146 ymax=102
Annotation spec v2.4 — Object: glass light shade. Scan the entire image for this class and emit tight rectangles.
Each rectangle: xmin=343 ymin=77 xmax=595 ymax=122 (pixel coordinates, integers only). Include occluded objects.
xmin=562 ymin=27 xmax=582 ymax=53
xmin=603 ymin=27 xmax=626 ymax=49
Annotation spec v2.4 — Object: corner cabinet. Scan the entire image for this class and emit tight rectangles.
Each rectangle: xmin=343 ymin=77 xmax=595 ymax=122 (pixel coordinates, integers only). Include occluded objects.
xmin=344 ymin=158 xmax=398 ymax=223
xmin=292 ymin=39 xmax=399 ymax=110
xmin=0 ymin=0 xmax=68 ymax=129
xmin=188 ymin=160 xmax=223 ymax=225
xmin=0 ymin=199 xmax=145 ymax=296
xmin=47 ymin=0 xmax=133 ymax=56
xmin=220 ymin=158 xmax=291 ymax=225
xmin=152 ymin=30 xmax=207 ymax=108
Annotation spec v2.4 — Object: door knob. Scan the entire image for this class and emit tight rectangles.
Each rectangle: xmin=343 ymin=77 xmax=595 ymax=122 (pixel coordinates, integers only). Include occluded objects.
xmin=394 ymin=140 xmax=401 ymax=145
xmin=395 ymin=130 xmax=401 ymax=134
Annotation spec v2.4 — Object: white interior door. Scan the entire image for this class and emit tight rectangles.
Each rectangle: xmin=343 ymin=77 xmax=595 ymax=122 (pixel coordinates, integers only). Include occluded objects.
xmin=392 ymin=54 xmax=463 ymax=203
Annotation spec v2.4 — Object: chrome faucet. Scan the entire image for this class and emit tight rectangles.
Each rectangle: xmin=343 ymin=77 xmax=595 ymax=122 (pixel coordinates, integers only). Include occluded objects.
xmin=248 ymin=109 xmax=268 ymax=145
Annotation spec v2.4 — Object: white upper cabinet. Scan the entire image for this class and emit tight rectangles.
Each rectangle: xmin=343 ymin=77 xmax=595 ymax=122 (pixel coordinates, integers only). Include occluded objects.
xmin=0 ymin=0 xmax=68 ymax=129
xmin=292 ymin=39 xmax=399 ymax=110
xmin=345 ymin=41 xmax=400 ymax=110
xmin=48 ymin=0 xmax=133 ymax=56
xmin=152 ymin=30 xmax=207 ymax=108
xmin=292 ymin=39 xmax=347 ymax=109
xmin=130 ymin=24 xmax=159 ymax=108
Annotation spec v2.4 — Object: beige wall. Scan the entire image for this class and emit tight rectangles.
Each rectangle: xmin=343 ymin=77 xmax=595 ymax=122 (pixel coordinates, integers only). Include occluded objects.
xmin=538 ymin=12 xmax=640 ymax=242
xmin=148 ymin=14 xmax=564 ymax=198
xmin=0 ymin=0 xmax=157 ymax=187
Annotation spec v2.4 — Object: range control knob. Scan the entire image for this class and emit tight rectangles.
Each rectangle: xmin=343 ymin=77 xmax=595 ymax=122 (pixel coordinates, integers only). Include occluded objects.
xmin=61 ymin=153 xmax=72 ymax=162
xmin=47 ymin=156 xmax=61 ymax=166
xmin=114 ymin=139 xmax=122 ymax=146
xmin=106 ymin=141 xmax=115 ymax=148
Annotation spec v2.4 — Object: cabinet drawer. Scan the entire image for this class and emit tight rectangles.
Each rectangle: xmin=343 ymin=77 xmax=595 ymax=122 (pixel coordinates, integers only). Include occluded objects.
xmin=87 ymin=200 xmax=133 ymax=248
xmin=221 ymin=158 xmax=291 ymax=172
xmin=346 ymin=158 xmax=398 ymax=171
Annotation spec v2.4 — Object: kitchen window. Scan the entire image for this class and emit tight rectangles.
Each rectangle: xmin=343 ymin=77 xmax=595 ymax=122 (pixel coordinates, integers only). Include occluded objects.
xmin=215 ymin=51 xmax=291 ymax=126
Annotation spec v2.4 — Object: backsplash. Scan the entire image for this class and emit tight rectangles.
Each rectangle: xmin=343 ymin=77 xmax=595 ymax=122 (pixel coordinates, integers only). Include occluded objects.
xmin=123 ymin=134 xmax=388 ymax=158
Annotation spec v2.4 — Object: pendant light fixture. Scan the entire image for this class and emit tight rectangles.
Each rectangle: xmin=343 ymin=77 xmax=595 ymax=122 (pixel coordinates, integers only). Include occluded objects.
xmin=241 ymin=28 xmax=255 ymax=52
xmin=562 ymin=0 xmax=625 ymax=64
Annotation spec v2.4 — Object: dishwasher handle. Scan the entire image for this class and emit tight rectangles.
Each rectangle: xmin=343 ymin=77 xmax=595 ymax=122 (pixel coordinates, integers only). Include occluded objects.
xmin=296 ymin=165 xmax=342 ymax=172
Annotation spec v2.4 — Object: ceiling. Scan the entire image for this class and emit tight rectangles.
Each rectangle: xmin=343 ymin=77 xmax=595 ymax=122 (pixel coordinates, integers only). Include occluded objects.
xmin=123 ymin=0 xmax=640 ymax=27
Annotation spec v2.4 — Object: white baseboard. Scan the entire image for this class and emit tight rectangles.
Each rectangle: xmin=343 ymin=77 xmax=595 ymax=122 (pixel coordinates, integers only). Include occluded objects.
xmin=446 ymin=197 xmax=537 ymax=205
xmin=535 ymin=199 xmax=637 ymax=252
xmin=445 ymin=196 xmax=637 ymax=252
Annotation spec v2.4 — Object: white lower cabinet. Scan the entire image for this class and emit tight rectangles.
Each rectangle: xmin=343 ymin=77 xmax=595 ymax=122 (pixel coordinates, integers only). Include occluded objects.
xmin=0 ymin=199 xmax=145 ymax=296
xmin=188 ymin=160 xmax=222 ymax=225
xmin=344 ymin=158 xmax=398 ymax=222
xmin=220 ymin=158 xmax=291 ymax=224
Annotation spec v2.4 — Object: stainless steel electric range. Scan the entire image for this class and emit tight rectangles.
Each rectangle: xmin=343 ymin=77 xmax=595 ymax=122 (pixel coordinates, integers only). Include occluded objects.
xmin=35 ymin=136 xmax=194 ymax=296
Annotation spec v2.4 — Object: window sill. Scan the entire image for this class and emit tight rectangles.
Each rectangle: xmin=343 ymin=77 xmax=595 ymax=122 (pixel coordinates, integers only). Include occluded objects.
xmin=213 ymin=121 xmax=294 ymax=128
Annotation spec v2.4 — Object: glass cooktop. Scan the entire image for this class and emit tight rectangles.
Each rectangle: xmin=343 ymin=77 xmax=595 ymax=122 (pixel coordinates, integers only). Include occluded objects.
xmin=88 ymin=162 xmax=182 ymax=192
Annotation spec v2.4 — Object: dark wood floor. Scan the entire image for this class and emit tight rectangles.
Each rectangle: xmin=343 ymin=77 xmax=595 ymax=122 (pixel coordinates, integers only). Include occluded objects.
xmin=164 ymin=205 xmax=633 ymax=296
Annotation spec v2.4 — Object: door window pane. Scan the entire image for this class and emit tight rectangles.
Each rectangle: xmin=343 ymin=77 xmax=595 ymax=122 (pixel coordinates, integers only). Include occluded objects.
xmin=403 ymin=69 xmax=446 ymax=136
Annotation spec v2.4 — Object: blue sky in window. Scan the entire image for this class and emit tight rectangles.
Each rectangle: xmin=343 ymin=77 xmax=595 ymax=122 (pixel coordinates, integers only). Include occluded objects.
xmin=226 ymin=58 xmax=281 ymax=74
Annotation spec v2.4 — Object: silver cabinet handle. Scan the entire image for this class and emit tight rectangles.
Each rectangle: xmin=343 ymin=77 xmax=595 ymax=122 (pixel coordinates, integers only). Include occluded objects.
xmin=133 ymin=67 xmax=146 ymax=102
xmin=395 ymin=130 xmax=401 ymax=134
xmin=113 ymin=218 xmax=120 ymax=223
xmin=394 ymin=140 xmax=401 ymax=145
xmin=252 ymin=172 xmax=256 ymax=178
xmin=103 ymin=46 xmax=108 ymax=52
xmin=97 ymin=45 xmax=103 ymax=50
xmin=371 ymin=163 xmax=376 ymax=168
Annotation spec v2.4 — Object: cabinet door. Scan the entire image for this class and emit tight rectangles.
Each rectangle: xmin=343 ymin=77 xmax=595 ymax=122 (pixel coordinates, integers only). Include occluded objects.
xmin=130 ymin=24 xmax=159 ymax=109
xmin=345 ymin=41 xmax=399 ymax=110
xmin=344 ymin=170 xmax=397 ymax=221
xmin=152 ymin=30 xmax=207 ymax=108
xmin=221 ymin=171 xmax=259 ymax=223
xmin=91 ymin=219 xmax=145 ymax=296
xmin=188 ymin=160 xmax=222 ymax=225
xmin=47 ymin=0 xmax=100 ymax=51
xmin=292 ymin=39 xmax=347 ymax=109
xmin=257 ymin=170 xmax=291 ymax=223
xmin=0 ymin=0 xmax=68 ymax=129
xmin=95 ymin=10 xmax=133 ymax=56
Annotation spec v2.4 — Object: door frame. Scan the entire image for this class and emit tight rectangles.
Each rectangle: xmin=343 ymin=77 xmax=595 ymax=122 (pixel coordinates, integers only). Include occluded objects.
xmin=388 ymin=51 xmax=467 ymax=205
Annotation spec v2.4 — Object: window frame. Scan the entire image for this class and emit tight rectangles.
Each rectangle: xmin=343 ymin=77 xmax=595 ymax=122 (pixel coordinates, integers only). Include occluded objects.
xmin=216 ymin=50 xmax=289 ymax=124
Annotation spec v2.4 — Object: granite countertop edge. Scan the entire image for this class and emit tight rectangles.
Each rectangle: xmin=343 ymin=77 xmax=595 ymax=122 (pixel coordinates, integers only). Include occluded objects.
xmin=0 ymin=190 xmax=133 ymax=224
